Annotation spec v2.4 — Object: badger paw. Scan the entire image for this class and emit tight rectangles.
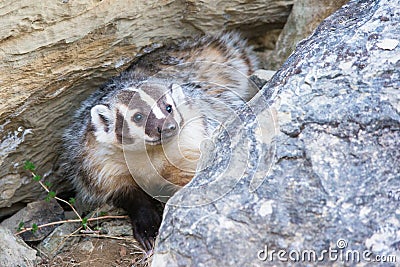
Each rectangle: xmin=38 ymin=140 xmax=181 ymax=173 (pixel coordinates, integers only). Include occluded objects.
xmin=130 ymin=205 xmax=162 ymax=252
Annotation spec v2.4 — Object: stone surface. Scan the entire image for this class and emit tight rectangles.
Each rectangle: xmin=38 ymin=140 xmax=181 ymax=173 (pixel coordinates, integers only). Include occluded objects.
xmin=262 ymin=0 xmax=349 ymax=69
xmin=0 ymin=225 xmax=37 ymax=267
xmin=250 ymin=69 xmax=277 ymax=89
xmin=101 ymin=220 xmax=132 ymax=237
xmin=36 ymin=204 xmax=131 ymax=258
xmin=153 ymin=0 xmax=400 ymax=266
xmin=0 ymin=0 xmax=293 ymax=219
xmin=1 ymin=199 xmax=64 ymax=241
xmin=35 ymin=221 xmax=81 ymax=258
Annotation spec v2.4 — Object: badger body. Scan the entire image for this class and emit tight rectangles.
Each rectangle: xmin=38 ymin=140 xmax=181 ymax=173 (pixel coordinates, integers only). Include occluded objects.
xmin=63 ymin=33 xmax=258 ymax=250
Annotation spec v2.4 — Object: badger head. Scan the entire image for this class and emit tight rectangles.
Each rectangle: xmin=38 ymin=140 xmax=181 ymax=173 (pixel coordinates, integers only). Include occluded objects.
xmin=90 ymin=82 xmax=186 ymax=151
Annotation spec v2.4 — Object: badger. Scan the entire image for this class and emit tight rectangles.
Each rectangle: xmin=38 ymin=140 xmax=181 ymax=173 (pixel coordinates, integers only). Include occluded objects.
xmin=63 ymin=32 xmax=259 ymax=251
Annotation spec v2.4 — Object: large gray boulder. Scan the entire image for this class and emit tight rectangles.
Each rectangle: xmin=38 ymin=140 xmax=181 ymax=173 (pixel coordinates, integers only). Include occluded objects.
xmin=0 ymin=225 xmax=37 ymax=267
xmin=153 ymin=0 xmax=400 ymax=266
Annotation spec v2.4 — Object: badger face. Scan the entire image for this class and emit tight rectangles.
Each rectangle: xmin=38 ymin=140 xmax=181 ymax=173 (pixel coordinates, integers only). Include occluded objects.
xmin=90 ymin=82 xmax=185 ymax=151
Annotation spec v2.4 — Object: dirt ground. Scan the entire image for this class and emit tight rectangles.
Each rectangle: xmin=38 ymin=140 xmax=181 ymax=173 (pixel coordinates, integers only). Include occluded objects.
xmin=36 ymin=237 xmax=151 ymax=267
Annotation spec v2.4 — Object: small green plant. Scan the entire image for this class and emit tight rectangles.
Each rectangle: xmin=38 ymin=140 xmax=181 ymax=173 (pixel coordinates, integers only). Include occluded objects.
xmin=31 ymin=223 xmax=38 ymax=233
xmin=45 ymin=191 xmax=56 ymax=202
xmin=99 ymin=211 xmax=107 ymax=216
xmin=68 ymin=197 xmax=76 ymax=205
xmin=17 ymin=222 xmax=24 ymax=232
xmin=24 ymin=161 xmax=35 ymax=172
xmin=81 ymin=217 xmax=88 ymax=229
xmin=16 ymin=160 xmax=128 ymax=236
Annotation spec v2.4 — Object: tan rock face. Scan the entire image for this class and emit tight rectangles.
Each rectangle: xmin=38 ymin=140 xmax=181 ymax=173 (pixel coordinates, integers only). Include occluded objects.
xmin=262 ymin=0 xmax=349 ymax=69
xmin=0 ymin=0 xmax=294 ymax=217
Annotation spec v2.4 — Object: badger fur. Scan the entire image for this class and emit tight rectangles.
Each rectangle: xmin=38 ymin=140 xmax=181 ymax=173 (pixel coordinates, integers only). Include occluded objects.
xmin=63 ymin=32 xmax=258 ymax=251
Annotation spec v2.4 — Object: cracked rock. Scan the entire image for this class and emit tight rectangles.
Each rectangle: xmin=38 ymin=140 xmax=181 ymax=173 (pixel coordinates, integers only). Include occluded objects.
xmin=153 ymin=0 xmax=400 ymax=266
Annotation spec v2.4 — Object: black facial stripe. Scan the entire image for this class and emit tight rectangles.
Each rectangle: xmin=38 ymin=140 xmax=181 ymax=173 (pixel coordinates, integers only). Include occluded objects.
xmin=158 ymin=94 xmax=173 ymax=116
xmin=115 ymin=110 xmax=124 ymax=144
xmin=116 ymin=110 xmax=137 ymax=144
xmin=143 ymin=92 xmax=174 ymax=119
xmin=128 ymin=97 xmax=152 ymax=111
xmin=117 ymin=90 xmax=137 ymax=106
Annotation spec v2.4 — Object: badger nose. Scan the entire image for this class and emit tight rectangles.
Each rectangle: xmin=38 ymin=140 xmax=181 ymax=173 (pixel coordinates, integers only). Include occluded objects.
xmin=165 ymin=123 xmax=176 ymax=131
xmin=158 ymin=122 xmax=177 ymax=135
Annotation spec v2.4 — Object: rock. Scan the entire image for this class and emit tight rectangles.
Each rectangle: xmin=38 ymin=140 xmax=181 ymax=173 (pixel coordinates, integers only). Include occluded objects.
xmin=0 ymin=0 xmax=293 ymax=219
xmin=101 ymin=221 xmax=132 ymax=237
xmin=1 ymin=199 xmax=64 ymax=242
xmin=153 ymin=0 xmax=400 ymax=266
xmin=250 ymin=69 xmax=277 ymax=88
xmin=78 ymin=240 xmax=95 ymax=254
xmin=262 ymin=0 xmax=349 ymax=69
xmin=35 ymin=221 xmax=81 ymax=259
xmin=0 ymin=225 xmax=37 ymax=267
xmin=36 ymin=204 xmax=131 ymax=258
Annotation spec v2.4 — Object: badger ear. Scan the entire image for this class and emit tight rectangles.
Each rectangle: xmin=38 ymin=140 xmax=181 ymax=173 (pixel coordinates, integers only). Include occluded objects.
xmin=170 ymin=83 xmax=186 ymax=102
xmin=90 ymin=105 xmax=113 ymax=140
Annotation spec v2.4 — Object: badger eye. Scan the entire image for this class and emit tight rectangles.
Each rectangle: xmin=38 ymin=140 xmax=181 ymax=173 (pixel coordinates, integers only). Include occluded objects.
xmin=166 ymin=105 xmax=172 ymax=113
xmin=132 ymin=113 xmax=143 ymax=123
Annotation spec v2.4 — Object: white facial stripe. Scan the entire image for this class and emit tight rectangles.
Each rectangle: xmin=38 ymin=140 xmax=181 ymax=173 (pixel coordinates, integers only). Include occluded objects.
xmin=152 ymin=105 xmax=165 ymax=119
xmin=126 ymin=86 xmax=139 ymax=92
xmin=165 ymin=94 xmax=174 ymax=107
xmin=137 ymin=90 xmax=157 ymax=108
xmin=116 ymin=104 xmax=129 ymax=118
xmin=128 ymin=122 xmax=145 ymax=139
xmin=137 ymin=89 xmax=166 ymax=119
